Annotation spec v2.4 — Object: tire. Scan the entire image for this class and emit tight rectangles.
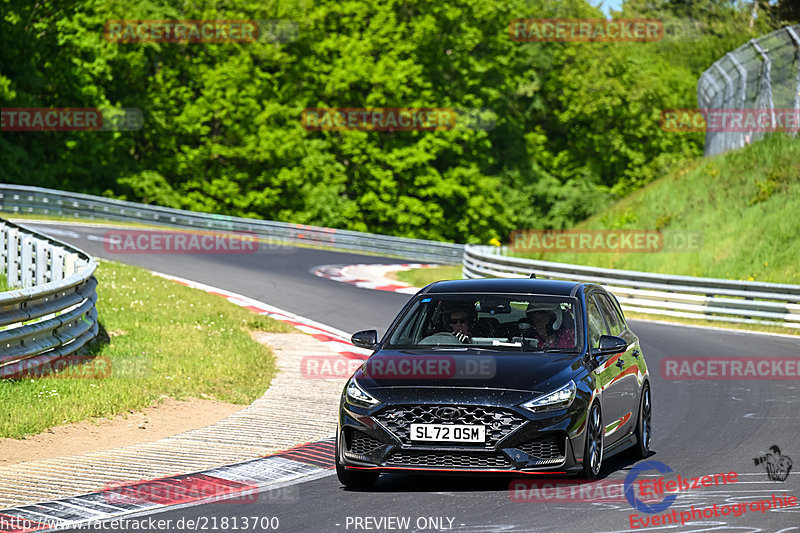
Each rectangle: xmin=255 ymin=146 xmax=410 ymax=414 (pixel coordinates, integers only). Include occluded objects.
xmin=630 ymin=382 xmax=652 ymax=459
xmin=335 ymin=432 xmax=379 ymax=489
xmin=581 ymin=402 xmax=604 ymax=479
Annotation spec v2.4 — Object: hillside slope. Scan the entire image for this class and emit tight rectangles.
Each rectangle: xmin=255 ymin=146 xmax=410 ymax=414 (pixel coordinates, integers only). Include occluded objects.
xmin=514 ymin=134 xmax=800 ymax=284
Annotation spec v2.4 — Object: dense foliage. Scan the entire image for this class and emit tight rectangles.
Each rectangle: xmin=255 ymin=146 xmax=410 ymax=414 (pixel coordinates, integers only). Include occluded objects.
xmin=0 ymin=0 xmax=794 ymax=242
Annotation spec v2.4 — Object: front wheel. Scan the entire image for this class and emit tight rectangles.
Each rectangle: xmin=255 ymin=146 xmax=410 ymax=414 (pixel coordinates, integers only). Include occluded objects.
xmin=581 ymin=402 xmax=604 ymax=479
xmin=630 ymin=383 xmax=652 ymax=459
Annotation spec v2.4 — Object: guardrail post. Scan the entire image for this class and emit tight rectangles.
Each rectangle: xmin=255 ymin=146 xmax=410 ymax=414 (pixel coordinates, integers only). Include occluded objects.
xmin=750 ymin=39 xmax=776 ymax=136
xmin=20 ymin=234 xmax=34 ymax=287
xmin=702 ymin=73 xmax=726 ymax=156
xmin=35 ymin=238 xmax=49 ymax=285
xmin=0 ymin=226 xmax=7 ymax=282
xmin=785 ymin=26 xmax=800 ymax=138
xmin=65 ymin=253 xmax=77 ymax=277
xmin=6 ymin=227 xmax=21 ymax=287
xmin=712 ymin=63 xmax=737 ymax=157
xmin=726 ymin=53 xmax=749 ymax=150
xmin=51 ymin=247 xmax=65 ymax=282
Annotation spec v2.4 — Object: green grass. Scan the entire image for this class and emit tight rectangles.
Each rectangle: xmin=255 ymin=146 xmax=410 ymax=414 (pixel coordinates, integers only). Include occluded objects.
xmin=394 ymin=265 xmax=463 ymax=287
xmin=511 ymin=134 xmax=800 ymax=284
xmin=0 ymin=274 xmax=9 ymax=292
xmin=0 ymin=259 xmax=293 ymax=439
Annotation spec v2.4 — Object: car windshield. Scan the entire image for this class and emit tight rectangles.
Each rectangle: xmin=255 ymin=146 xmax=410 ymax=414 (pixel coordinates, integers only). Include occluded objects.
xmin=386 ymin=293 xmax=582 ymax=352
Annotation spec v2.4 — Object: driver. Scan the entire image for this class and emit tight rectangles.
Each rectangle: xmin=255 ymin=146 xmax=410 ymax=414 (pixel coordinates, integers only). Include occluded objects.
xmin=444 ymin=304 xmax=474 ymax=343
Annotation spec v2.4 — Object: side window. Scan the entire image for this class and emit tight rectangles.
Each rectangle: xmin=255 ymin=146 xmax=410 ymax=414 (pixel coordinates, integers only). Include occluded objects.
xmin=596 ymin=294 xmax=623 ymax=337
xmin=609 ymin=294 xmax=628 ymax=330
xmin=586 ymin=296 xmax=609 ymax=349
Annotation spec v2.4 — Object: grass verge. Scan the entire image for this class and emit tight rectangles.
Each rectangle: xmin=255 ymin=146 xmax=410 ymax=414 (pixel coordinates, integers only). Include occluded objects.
xmin=0 ymin=259 xmax=293 ymax=439
xmin=624 ymin=310 xmax=799 ymax=337
xmin=394 ymin=265 xmax=463 ymax=287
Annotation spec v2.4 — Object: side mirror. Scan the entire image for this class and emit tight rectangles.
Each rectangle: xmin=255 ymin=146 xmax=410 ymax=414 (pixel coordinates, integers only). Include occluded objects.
xmin=351 ymin=330 xmax=379 ymax=349
xmin=594 ymin=335 xmax=627 ymax=356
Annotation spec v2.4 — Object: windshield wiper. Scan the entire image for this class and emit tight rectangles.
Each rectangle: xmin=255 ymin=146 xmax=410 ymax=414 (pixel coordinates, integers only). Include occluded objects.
xmin=421 ymin=345 xmax=505 ymax=352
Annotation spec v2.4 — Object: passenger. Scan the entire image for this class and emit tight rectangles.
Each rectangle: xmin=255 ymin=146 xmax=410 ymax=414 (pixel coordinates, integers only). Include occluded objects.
xmin=526 ymin=305 xmax=574 ymax=349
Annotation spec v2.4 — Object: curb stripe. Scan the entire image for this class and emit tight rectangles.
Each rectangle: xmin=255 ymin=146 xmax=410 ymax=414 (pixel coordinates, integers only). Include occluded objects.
xmin=312 ymin=264 xmax=434 ymax=294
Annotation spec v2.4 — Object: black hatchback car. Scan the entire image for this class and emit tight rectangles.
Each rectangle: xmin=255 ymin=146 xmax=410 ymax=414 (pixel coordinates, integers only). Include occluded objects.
xmin=336 ymin=278 xmax=651 ymax=487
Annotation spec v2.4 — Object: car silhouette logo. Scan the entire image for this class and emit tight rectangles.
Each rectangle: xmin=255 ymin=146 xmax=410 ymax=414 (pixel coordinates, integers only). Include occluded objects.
xmin=435 ymin=407 xmax=461 ymax=421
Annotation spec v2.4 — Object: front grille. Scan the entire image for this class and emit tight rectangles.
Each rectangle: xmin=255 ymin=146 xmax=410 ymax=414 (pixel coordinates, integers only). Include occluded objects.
xmin=386 ymin=450 xmax=513 ymax=469
xmin=374 ymin=405 xmax=526 ymax=448
xmin=514 ymin=435 xmax=564 ymax=459
xmin=346 ymin=430 xmax=384 ymax=455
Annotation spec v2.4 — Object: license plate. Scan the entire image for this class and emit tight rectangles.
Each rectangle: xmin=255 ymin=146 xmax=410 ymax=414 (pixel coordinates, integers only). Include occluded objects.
xmin=409 ymin=424 xmax=485 ymax=443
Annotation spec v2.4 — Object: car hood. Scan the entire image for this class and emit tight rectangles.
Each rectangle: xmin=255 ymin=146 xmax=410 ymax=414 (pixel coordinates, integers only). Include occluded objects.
xmin=354 ymin=349 xmax=585 ymax=394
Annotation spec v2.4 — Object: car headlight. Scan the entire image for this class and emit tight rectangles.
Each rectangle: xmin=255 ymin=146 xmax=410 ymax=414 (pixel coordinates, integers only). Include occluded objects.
xmin=521 ymin=380 xmax=576 ymax=412
xmin=345 ymin=378 xmax=379 ymax=408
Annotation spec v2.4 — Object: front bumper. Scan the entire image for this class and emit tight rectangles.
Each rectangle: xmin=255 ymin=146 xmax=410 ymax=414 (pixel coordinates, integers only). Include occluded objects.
xmin=337 ymin=401 xmax=586 ymax=475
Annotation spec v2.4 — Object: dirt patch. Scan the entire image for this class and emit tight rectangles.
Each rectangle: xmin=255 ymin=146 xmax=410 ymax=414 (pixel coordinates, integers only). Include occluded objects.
xmin=384 ymin=269 xmax=401 ymax=282
xmin=0 ymin=397 xmax=244 ymax=466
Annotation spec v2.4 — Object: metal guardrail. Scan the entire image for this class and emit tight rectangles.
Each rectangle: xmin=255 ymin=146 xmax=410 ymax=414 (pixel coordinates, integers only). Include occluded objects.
xmin=698 ymin=24 xmax=800 ymax=156
xmin=6 ymin=185 xmax=797 ymax=329
xmin=463 ymin=245 xmax=800 ymax=329
xmin=0 ymin=217 xmax=99 ymax=377
xmin=0 ymin=184 xmax=464 ymax=264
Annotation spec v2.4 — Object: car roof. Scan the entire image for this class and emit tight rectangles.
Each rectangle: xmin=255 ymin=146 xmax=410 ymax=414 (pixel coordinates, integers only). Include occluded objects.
xmin=421 ymin=277 xmax=586 ymax=297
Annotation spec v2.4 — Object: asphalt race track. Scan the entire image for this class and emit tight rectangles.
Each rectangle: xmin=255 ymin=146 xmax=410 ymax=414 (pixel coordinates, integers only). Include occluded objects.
xmin=27 ymin=222 xmax=800 ymax=533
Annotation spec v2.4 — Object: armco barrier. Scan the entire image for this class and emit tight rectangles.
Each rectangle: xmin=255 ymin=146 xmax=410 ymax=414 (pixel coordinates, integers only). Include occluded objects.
xmin=5 ymin=185 xmax=798 ymax=329
xmin=0 ymin=217 xmax=99 ymax=377
xmin=463 ymin=245 xmax=800 ymax=329
xmin=0 ymin=185 xmax=463 ymax=264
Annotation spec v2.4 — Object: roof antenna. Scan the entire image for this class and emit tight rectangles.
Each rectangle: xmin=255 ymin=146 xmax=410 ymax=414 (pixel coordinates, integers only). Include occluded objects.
xmin=529 ymin=273 xmax=536 ymax=279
